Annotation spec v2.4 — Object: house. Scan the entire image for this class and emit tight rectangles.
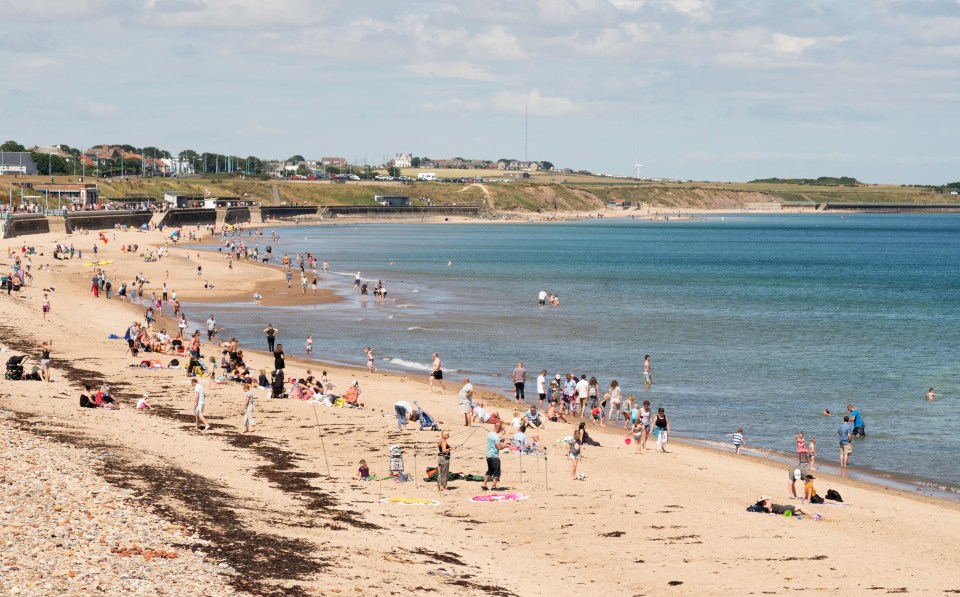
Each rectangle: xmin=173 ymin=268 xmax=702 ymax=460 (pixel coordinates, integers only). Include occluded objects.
xmin=31 ymin=146 xmax=74 ymax=162
xmin=392 ymin=153 xmax=412 ymax=168
xmin=374 ymin=194 xmax=411 ymax=206
xmin=0 ymin=152 xmax=38 ymax=175
xmin=321 ymin=157 xmax=348 ymax=168
xmin=163 ymin=192 xmax=206 ymax=208
xmin=33 ymin=183 xmax=99 ymax=205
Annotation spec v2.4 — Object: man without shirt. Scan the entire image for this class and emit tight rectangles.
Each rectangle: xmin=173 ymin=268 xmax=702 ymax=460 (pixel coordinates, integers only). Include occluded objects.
xmin=429 ymin=352 xmax=445 ymax=393
xmin=457 ymin=377 xmax=474 ymax=426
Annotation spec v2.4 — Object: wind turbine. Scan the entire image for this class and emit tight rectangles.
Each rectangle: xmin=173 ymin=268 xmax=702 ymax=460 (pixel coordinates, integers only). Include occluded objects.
xmin=634 ymin=162 xmax=643 ymax=179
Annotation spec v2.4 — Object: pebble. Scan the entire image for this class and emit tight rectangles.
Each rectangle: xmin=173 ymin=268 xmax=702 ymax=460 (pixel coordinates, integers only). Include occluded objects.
xmin=0 ymin=412 xmax=237 ymax=595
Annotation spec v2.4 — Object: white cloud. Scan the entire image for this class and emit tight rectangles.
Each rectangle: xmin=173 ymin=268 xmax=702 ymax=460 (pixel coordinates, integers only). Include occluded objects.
xmin=492 ymin=90 xmax=576 ymax=116
xmin=142 ymin=0 xmax=325 ymax=29
xmin=6 ymin=0 xmax=115 ymax=20
xmin=610 ymin=0 xmax=646 ymax=12
xmin=405 ymin=62 xmax=498 ymax=82
xmin=770 ymin=33 xmax=817 ymax=55
xmin=660 ymin=0 xmax=712 ymax=20
xmin=469 ymin=26 xmax=527 ymax=61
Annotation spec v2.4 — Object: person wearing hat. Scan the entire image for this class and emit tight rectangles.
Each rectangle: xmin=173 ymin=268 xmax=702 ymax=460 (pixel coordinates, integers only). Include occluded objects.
xmin=803 ymin=474 xmax=844 ymax=505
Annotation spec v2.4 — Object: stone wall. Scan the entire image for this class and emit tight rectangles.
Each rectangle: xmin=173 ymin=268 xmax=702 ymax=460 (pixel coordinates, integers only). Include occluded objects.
xmin=66 ymin=211 xmax=153 ymax=232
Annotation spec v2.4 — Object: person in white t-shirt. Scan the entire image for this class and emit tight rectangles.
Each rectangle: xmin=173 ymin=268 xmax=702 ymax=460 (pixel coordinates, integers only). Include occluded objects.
xmin=191 ymin=378 xmax=209 ymax=431
xmin=457 ymin=378 xmax=474 ymax=426
xmin=536 ymin=370 xmax=547 ymax=408
xmin=575 ymin=375 xmax=589 ymax=417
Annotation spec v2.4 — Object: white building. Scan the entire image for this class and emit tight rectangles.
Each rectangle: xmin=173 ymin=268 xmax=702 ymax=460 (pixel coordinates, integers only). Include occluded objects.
xmin=392 ymin=153 xmax=412 ymax=168
xmin=160 ymin=157 xmax=195 ymax=176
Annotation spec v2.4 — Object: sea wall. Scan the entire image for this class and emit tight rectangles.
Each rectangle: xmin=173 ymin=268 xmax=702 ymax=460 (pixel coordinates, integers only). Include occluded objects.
xmin=66 ymin=211 xmax=153 ymax=232
xmin=3 ymin=205 xmax=481 ymax=239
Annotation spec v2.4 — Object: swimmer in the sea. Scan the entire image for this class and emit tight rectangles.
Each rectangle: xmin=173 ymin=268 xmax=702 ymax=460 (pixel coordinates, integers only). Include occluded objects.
xmin=822 ymin=409 xmax=831 ymax=416
xmin=925 ymin=388 xmax=939 ymax=401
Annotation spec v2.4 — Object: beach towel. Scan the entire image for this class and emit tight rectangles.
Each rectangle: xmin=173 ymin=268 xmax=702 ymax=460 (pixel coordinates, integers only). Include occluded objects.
xmin=108 ymin=334 xmax=122 ymax=340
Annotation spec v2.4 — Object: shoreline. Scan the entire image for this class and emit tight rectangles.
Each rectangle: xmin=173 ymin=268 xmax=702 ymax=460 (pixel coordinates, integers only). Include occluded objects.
xmin=3 ymin=225 xmax=960 ymax=594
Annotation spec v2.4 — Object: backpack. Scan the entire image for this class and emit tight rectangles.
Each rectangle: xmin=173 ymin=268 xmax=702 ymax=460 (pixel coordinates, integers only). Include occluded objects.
xmin=168 ymin=358 xmax=180 ymax=367
xmin=825 ymin=489 xmax=843 ymax=502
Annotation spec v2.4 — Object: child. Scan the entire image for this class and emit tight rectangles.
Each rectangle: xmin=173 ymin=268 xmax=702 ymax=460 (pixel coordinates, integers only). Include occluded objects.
xmin=808 ymin=437 xmax=817 ymax=470
xmin=591 ymin=406 xmax=602 ymax=425
xmin=241 ymin=382 xmax=256 ymax=433
xmin=511 ymin=411 xmax=522 ymax=429
xmin=626 ymin=398 xmax=639 ymax=432
xmin=632 ymin=418 xmax=644 ymax=454
xmin=42 ymin=293 xmax=50 ymax=320
xmin=136 ymin=394 xmax=151 ymax=411
xmin=795 ymin=432 xmax=809 ymax=464
xmin=305 ymin=336 xmax=313 ymax=356
xmin=732 ymin=427 xmax=745 ymax=455
xmin=353 ymin=459 xmax=370 ymax=480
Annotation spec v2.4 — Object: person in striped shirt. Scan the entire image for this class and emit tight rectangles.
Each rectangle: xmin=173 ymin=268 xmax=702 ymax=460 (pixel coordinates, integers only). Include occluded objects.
xmin=732 ymin=428 xmax=745 ymax=455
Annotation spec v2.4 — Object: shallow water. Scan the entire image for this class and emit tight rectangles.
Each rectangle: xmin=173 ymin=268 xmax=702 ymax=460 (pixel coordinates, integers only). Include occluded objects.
xmin=185 ymin=214 xmax=960 ymax=491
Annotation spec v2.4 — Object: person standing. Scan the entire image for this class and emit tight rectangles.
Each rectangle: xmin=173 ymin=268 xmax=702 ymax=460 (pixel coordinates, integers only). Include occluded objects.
xmin=512 ymin=360 xmax=526 ymax=404
xmin=191 ymin=378 xmax=209 ymax=431
xmin=481 ymin=422 xmax=508 ymax=491
xmin=847 ymin=404 xmax=865 ymax=437
xmin=654 ymin=407 xmax=670 ymax=453
xmin=536 ymin=370 xmax=547 ymax=409
xmin=429 ymin=352 xmax=445 ymax=393
xmin=205 ymin=314 xmax=217 ymax=343
xmin=538 ymin=289 xmax=547 ymax=306
xmin=643 ymin=354 xmax=652 ymax=385
xmin=575 ymin=374 xmax=589 ymax=417
xmin=273 ymin=343 xmax=285 ymax=373
xmin=437 ymin=431 xmax=453 ymax=493
xmin=569 ymin=427 xmax=583 ymax=480
xmin=241 ymin=382 xmax=256 ymax=433
xmin=263 ymin=324 xmax=277 ymax=352
xmin=365 ymin=347 xmax=377 ymax=373
xmin=837 ymin=415 xmax=853 ymax=467
xmin=457 ymin=377 xmax=474 ymax=426
xmin=39 ymin=340 xmax=52 ymax=383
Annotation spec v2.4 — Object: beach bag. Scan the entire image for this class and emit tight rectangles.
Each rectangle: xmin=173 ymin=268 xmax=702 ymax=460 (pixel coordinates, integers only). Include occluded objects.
xmin=825 ymin=489 xmax=843 ymax=502
xmin=169 ymin=359 xmax=180 ymax=367
xmin=746 ymin=504 xmax=764 ymax=513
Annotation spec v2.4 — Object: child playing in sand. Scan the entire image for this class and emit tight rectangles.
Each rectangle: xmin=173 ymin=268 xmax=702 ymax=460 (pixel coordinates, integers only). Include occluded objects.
xmin=511 ymin=411 xmax=522 ymax=429
xmin=808 ymin=437 xmax=817 ymax=470
xmin=353 ymin=459 xmax=370 ymax=480
xmin=546 ymin=402 xmax=568 ymax=423
xmin=732 ymin=428 xmax=745 ymax=455
xmin=137 ymin=395 xmax=151 ymax=411
xmin=796 ymin=432 xmax=809 ymax=464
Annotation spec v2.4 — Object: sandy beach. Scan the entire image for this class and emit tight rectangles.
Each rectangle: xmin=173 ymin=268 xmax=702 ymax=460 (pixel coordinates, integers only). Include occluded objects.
xmin=2 ymin=223 xmax=960 ymax=596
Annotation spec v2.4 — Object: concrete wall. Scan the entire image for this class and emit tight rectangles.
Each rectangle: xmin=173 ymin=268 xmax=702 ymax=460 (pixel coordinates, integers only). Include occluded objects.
xmin=160 ymin=208 xmax=217 ymax=227
xmin=5 ymin=215 xmax=50 ymax=238
xmin=326 ymin=206 xmax=480 ymax=217
xmin=224 ymin=207 xmax=250 ymax=225
xmin=66 ymin=211 xmax=153 ymax=232
xmin=260 ymin=206 xmax=320 ymax=220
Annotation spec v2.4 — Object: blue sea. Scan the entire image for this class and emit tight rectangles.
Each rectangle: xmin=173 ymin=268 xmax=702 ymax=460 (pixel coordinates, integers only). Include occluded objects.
xmin=187 ymin=214 xmax=960 ymax=493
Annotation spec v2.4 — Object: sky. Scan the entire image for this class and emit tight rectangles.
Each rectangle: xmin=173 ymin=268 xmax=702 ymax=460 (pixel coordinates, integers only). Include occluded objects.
xmin=1 ymin=0 xmax=959 ymax=184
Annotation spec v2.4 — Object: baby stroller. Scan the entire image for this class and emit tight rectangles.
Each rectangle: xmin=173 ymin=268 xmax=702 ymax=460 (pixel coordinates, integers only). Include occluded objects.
xmin=5 ymin=355 xmax=26 ymax=380
xmin=414 ymin=401 xmax=440 ymax=431
xmin=271 ymin=369 xmax=286 ymax=399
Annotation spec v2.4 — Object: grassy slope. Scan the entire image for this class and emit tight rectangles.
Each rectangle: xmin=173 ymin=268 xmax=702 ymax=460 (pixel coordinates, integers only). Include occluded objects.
xmin=1 ymin=174 xmax=954 ymax=212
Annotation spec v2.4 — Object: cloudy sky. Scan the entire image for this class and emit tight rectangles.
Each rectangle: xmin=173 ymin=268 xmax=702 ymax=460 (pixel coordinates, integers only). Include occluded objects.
xmin=2 ymin=0 xmax=958 ymax=183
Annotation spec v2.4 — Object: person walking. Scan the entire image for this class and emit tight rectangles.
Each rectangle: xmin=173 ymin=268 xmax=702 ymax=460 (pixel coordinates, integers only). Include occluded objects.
xmin=191 ymin=378 xmax=209 ymax=431
xmin=205 ymin=314 xmax=217 ymax=343
xmin=429 ymin=352 xmax=445 ymax=393
xmin=512 ymin=360 xmax=526 ymax=404
xmin=653 ymin=407 xmax=670 ymax=453
xmin=569 ymin=427 xmax=584 ymax=480
xmin=536 ymin=370 xmax=547 ymax=409
xmin=241 ymin=382 xmax=256 ymax=433
xmin=643 ymin=354 xmax=652 ymax=385
xmin=263 ymin=324 xmax=277 ymax=352
xmin=39 ymin=340 xmax=52 ymax=383
xmin=437 ymin=431 xmax=453 ymax=493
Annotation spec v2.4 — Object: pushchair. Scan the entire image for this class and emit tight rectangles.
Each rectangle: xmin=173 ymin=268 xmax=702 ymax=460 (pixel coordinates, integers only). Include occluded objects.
xmin=414 ymin=401 xmax=440 ymax=431
xmin=5 ymin=355 xmax=26 ymax=380
xmin=271 ymin=370 xmax=287 ymax=399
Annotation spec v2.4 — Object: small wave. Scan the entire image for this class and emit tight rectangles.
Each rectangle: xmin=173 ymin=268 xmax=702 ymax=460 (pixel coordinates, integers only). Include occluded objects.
xmin=407 ymin=326 xmax=445 ymax=332
xmin=384 ymin=358 xmax=431 ymax=372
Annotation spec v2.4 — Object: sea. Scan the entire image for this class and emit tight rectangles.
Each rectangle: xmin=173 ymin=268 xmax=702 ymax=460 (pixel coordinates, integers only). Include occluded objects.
xmin=185 ymin=214 xmax=960 ymax=495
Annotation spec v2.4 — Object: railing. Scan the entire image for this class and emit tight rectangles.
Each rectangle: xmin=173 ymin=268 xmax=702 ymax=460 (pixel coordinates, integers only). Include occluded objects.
xmin=44 ymin=209 xmax=67 ymax=217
